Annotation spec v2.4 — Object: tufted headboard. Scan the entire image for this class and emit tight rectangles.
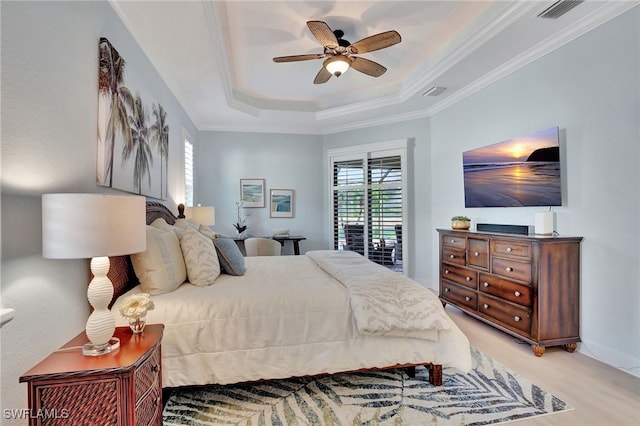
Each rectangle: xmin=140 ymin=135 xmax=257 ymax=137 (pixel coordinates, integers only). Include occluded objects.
xmin=107 ymin=201 xmax=183 ymax=302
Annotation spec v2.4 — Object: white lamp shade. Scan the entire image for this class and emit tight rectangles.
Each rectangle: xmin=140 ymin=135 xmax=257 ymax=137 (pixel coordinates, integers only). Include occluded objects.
xmin=324 ymin=56 xmax=350 ymax=76
xmin=185 ymin=205 xmax=215 ymax=225
xmin=42 ymin=193 xmax=147 ymax=259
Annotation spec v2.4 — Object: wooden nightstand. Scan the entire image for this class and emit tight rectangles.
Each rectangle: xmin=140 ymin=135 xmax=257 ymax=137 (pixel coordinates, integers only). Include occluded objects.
xmin=20 ymin=324 xmax=163 ymax=426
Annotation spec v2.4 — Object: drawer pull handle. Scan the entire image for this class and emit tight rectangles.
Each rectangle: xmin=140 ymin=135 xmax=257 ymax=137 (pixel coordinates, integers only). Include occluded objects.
xmin=483 ymin=282 xmax=489 ymax=288
xmin=514 ymin=316 xmax=521 ymax=322
xmin=444 ymin=269 xmax=450 ymax=274
xmin=151 ymin=364 xmax=160 ymax=373
xmin=506 ymin=267 xmax=513 ymax=272
xmin=466 ymin=276 xmax=472 ymax=281
xmin=450 ymin=254 xmax=455 ymax=259
xmin=465 ymin=296 xmax=472 ymax=302
xmin=474 ymin=251 xmax=479 ymax=256
xmin=506 ymin=247 xmax=512 ymax=252
xmin=444 ymin=287 xmax=450 ymax=293
xmin=451 ymin=239 xmax=455 ymax=243
xmin=514 ymin=291 xmax=521 ymax=297
xmin=483 ymin=303 xmax=489 ymax=309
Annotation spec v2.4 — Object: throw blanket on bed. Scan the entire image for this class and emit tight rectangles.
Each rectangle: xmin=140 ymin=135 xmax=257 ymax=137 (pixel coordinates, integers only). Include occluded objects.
xmin=306 ymin=250 xmax=451 ymax=341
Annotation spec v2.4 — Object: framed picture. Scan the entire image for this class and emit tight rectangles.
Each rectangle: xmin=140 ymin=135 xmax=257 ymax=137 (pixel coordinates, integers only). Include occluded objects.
xmin=270 ymin=189 xmax=294 ymax=218
xmin=240 ymin=179 xmax=265 ymax=208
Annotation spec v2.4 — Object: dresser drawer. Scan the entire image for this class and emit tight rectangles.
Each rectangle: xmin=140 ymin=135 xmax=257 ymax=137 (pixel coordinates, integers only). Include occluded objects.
xmin=479 ymin=272 xmax=532 ymax=307
xmin=443 ymin=234 xmax=466 ymax=249
xmin=468 ymin=238 xmax=489 ymax=269
xmin=135 ymin=346 xmax=161 ymax=402
xmin=491 ymin=257 xmax=532 ymax=283
xmin=442 ymin=246 xmax=466 ymax=266
xmin=442 ymin=263 xmax=477 ymax=289
xmin=491 ymin=239 xmax=532 ymax=260
xmin=441 ymin=281 xmax=477 ymax=310
xmin=479 ymin=294 xmax=531 ymax=334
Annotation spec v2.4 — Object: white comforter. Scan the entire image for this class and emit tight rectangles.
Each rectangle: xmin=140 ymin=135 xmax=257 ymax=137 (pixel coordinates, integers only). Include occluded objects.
xmin=112 ymin=253 xmax=471 ymax=388
xmin=307 ymin=250 xmax=451 ymax=341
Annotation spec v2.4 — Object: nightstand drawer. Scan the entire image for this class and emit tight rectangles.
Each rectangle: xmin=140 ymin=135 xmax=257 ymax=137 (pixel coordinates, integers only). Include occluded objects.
xmin=135 ymin=345 xmax=161 ymax=402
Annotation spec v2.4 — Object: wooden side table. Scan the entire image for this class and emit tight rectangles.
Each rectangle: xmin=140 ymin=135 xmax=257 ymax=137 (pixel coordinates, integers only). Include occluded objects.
xmin=20 ymin=324 xmax=163 ymax=426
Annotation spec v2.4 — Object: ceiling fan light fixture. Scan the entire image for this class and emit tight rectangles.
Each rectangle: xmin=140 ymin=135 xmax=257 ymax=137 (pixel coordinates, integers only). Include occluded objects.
xmin=324 ymin=56 xmax=350 ymax=77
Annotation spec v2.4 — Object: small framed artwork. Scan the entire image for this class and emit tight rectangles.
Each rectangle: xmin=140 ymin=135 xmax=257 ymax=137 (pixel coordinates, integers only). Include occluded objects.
xmin=240 ymin=179 xmax=265 ymax=208
xmin=270 ymin=189 xmax=294 ymax=218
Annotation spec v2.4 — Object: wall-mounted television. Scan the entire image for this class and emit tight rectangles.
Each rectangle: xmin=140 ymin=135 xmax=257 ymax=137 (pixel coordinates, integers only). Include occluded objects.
xmin=463 ymin=126 xmax=562 ymax=208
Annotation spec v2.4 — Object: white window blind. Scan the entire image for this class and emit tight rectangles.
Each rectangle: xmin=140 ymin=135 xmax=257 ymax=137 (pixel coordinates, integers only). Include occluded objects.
xmin=184 ymin=137 xmax=194 ymax=207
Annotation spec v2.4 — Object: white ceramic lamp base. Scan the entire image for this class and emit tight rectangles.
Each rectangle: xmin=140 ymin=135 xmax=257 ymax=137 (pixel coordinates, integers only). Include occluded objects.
xmin=83 ymin=256 xmax=119 ymax=356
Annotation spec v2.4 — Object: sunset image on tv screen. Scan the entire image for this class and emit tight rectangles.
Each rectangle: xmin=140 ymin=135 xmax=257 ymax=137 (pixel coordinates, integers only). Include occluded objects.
xmin=463 ymin=127 xmax=562 ymax=208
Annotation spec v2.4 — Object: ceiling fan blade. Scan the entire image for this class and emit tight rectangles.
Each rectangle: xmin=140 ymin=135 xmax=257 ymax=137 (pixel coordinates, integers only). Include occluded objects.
xmin=351 ymin=57 xmax=387 ymax=77
xmin=273 ymin=54 xmax=325 ymax=63
xmin=307 ymin=20 xmax=339 ymax=49
xmin=349 ymin=30 xmax=401 ymax=54
xmin=313 ymin=67 xmax=332 ymax=84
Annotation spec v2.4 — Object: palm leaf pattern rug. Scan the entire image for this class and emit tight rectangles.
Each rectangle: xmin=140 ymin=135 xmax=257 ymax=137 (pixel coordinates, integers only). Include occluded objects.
xmin=163 ymin=347 xmax=572 ymax=425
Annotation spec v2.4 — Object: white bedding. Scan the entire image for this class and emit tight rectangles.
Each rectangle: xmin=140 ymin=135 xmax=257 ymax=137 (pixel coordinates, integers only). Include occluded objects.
xmin=112 ymin=253 xmax=471 ymax=388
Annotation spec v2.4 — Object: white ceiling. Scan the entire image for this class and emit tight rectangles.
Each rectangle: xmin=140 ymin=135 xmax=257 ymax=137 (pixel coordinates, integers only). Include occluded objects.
xmin=110 ymin=1 xmax=635 ymax=135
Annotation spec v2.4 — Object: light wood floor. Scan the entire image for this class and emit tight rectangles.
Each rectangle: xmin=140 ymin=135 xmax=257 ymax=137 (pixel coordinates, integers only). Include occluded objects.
xmin=446 ymin=305 xmax=640 ymax=425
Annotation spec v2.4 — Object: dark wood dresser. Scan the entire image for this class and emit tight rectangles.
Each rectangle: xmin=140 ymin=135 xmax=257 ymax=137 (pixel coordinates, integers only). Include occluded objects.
xmin=437 ymin=229 xmax=582 ymax=356
xmin=20 ymin=324 xmax=163 ymax=425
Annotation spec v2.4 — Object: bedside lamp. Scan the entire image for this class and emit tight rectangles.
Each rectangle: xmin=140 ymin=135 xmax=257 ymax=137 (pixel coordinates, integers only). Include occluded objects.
xmin=42 ymin=194 xmax=146 ymax=356
xmin=185 ymin=204 xmax=215 ymax=226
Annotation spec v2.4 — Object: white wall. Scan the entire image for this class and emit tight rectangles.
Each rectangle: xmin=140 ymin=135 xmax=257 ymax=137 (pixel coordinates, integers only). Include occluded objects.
xmin=429 ymin=8 xmax=639 ymax=375
xmin=1 ymin=1 xmax=197 ymax=421
xmin=194 ymin=131 xmax=326 ymax=254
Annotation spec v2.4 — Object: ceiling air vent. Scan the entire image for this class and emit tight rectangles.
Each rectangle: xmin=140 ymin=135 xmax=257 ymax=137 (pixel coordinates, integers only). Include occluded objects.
xmin=422 ymin=86 xmax=447 ymax=97
xmin=537 ymin=0 xmax=584 ymax=19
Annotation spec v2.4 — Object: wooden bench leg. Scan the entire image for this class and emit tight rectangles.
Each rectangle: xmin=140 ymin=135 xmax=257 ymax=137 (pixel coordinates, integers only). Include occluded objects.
xmin=425 ymin=363 xmax=442 ymax=386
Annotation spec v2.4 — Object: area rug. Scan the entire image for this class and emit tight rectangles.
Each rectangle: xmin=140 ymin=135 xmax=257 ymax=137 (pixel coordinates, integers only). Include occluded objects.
xmin=162 ymin=347 xmax=572 ymax=425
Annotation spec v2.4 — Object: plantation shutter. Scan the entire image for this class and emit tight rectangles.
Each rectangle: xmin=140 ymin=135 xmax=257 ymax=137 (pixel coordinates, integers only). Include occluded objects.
xmin=332 ymin=158 xmax=366 ymax=253
xmin=367 ymin=155 xmax=403 ymax=265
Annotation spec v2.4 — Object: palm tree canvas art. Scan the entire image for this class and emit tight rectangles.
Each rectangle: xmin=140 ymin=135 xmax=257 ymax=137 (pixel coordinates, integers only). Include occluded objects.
xmin=97 ymin=37 xmax=168 ymax=199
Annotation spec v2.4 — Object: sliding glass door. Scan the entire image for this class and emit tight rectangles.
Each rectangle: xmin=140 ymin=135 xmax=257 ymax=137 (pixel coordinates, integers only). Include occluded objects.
xmin=329 ymin=142 xmax=406 ymax=273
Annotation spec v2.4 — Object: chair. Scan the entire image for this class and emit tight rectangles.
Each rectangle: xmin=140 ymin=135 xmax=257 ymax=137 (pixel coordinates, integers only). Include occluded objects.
xmin=244 ymin=238 xmax=282 ymax=256
xmin=343 ymin=224 xmax=365 ymax=255
xmin=394 ymin=224 xmax=403 ymax=263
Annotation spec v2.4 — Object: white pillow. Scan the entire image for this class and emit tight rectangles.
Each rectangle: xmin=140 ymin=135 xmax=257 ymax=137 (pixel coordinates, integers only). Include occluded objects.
xmin=131 ymin=226 xmax=187 ymax=295
xmin=150 ymin=217 xmax=185 ymax=240
xmin=174 ymin=218 xmax=199 ymax=230
xmin=198 ymin=224 xmax=218 ymax=240
xmin=180 ymin=228 xmax=220 ymax=286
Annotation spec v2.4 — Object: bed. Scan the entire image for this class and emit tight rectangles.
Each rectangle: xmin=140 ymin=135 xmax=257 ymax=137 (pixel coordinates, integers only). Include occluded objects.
xmin=107 ymin=202 xmax=471 ymax=388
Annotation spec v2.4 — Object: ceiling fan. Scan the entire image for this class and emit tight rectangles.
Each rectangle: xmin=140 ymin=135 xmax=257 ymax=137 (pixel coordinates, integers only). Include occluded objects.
xmin=273 ymin=20 xmax=401 ymax=84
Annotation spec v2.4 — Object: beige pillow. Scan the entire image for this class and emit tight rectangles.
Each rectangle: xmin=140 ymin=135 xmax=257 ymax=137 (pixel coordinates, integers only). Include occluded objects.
xmin=150 ymin=217 xmax=185 ymax=240
xmin=174 ymin=218 xmax=199 ymax=230
xmin=198 ymin=224 xmax=218 ymax=240
xmin=180 ymin=228 xmax=220 ymax=286
xmin=131 ymin=226 xmax=187 ymax=295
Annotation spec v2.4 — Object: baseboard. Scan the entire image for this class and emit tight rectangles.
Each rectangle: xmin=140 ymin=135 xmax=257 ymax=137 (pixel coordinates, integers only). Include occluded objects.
xmin=578 ymin=340 xmax=640 ymax=378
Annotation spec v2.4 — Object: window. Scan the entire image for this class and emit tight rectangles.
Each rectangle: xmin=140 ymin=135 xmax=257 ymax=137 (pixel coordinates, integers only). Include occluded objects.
xmin=329 ymin=141 xmax=407 ymax=273
xmin=184 ymin=134 xmax=194 ymax=207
